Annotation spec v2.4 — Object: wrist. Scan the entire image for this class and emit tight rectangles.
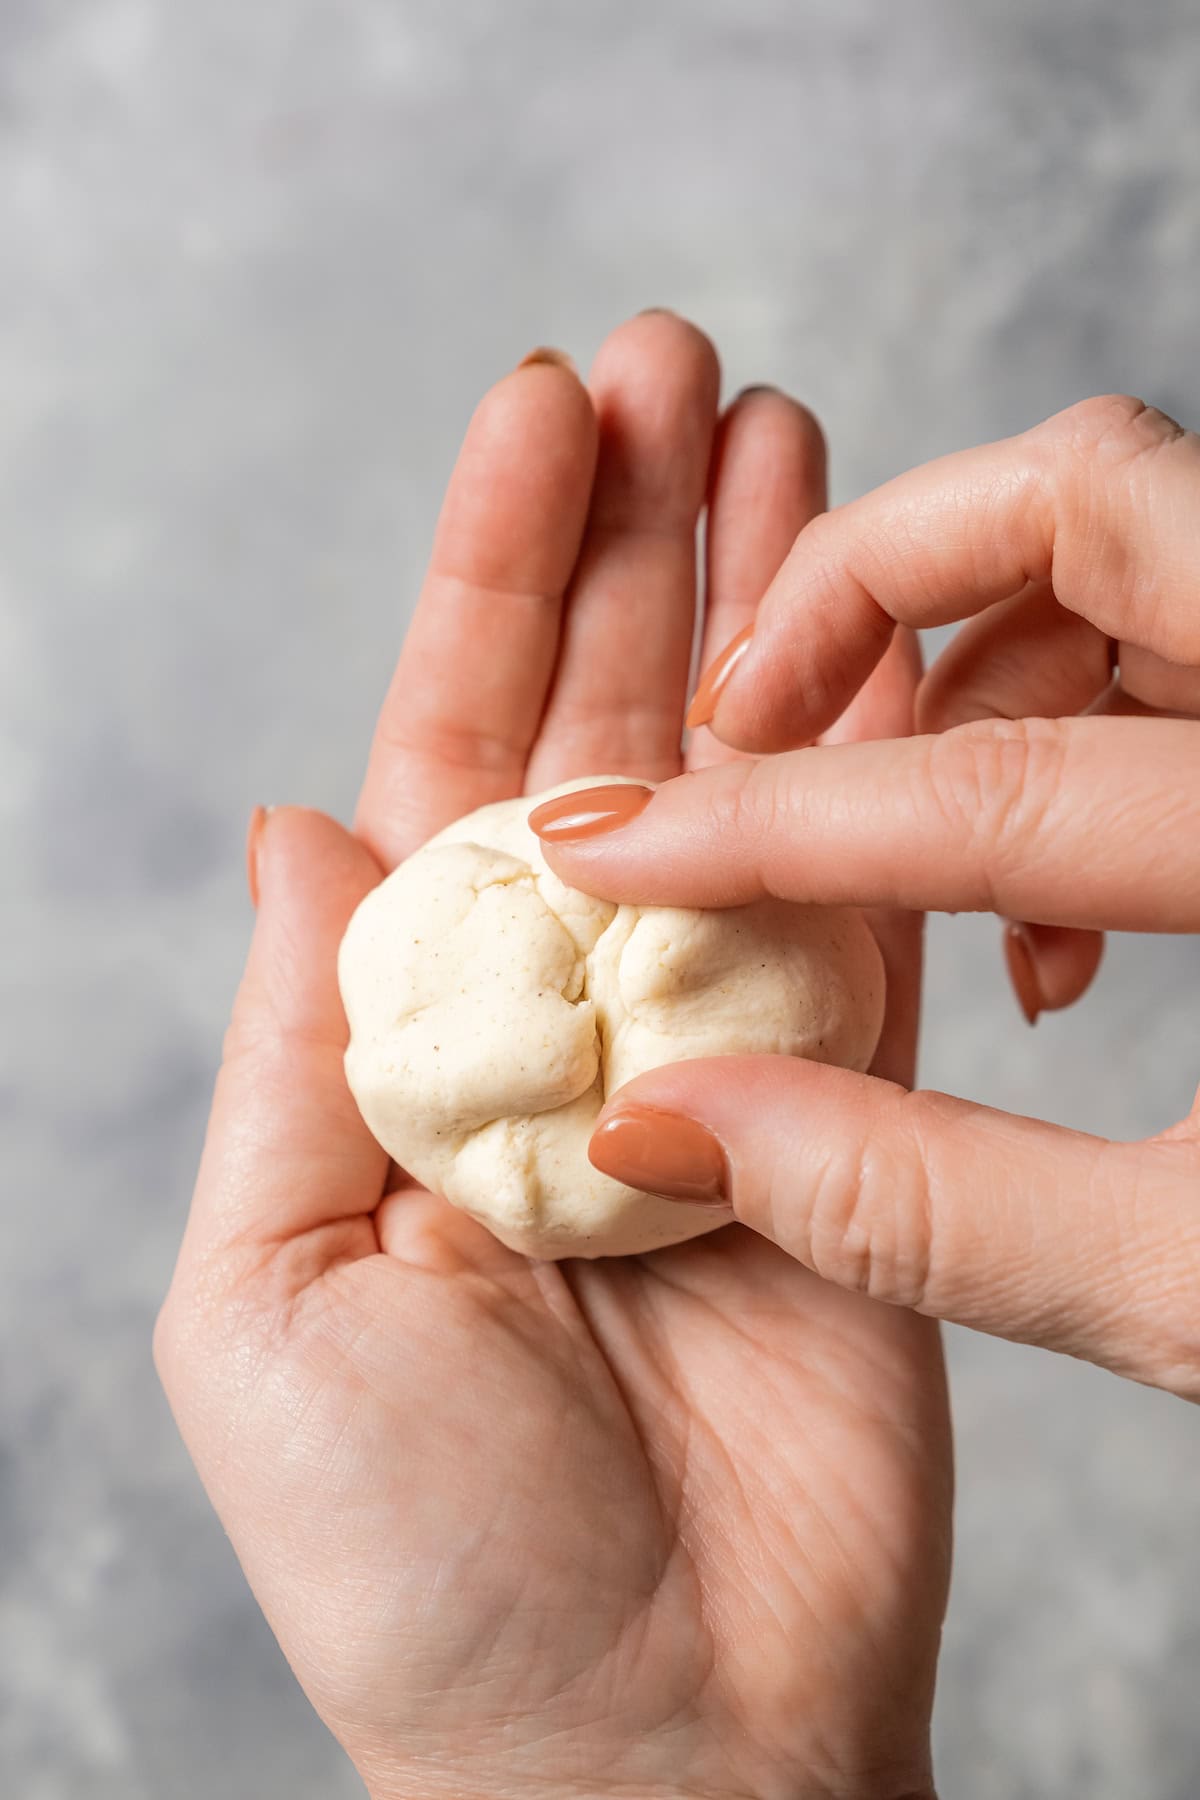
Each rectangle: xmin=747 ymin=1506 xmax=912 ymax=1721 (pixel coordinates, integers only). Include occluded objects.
xmin=358 ymin=1730 xmax=937 ymax=1800
xmin=364 ymin=1779 xmax=937 ymax=1800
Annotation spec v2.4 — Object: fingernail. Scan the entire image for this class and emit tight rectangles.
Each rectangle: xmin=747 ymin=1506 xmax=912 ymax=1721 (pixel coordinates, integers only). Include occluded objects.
xmin=734 ymin=383 xmax=779 ymax=401
xmin=246 ymin=805 xmax=271 ymax=907
xmin=686 ymin=623 xmax=754 ymax=730
xmin=589 ymin=1106 xmax=730 ymax=1206
xmin=637 ymin=306 xmax=677 ymax=317
xmin=1003 ymin=922 xmax=1042 ymax=1026
xmin=529 ymin=783 xmax=653 ymax=843
xmin=517 ymin=346 xmax=577 ymax=375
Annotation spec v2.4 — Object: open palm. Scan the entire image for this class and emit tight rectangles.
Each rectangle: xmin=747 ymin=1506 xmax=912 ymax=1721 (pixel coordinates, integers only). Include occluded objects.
xmin=158 ymin=314 xmax=951 ymax=1800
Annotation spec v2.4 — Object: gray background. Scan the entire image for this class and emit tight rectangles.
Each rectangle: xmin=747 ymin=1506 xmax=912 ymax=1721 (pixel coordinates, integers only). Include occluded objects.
xmin=3 ymin=1 xmax=1199 ymax=1794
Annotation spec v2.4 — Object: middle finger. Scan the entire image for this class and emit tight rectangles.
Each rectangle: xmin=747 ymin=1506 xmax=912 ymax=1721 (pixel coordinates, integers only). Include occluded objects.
xmin=526 ymin=311 xmax=720 ymax=789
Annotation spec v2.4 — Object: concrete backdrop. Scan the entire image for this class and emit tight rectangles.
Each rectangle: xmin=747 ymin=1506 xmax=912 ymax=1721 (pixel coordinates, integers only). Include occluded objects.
xmin=3 ymin=2 xmax=1198 ymax=1794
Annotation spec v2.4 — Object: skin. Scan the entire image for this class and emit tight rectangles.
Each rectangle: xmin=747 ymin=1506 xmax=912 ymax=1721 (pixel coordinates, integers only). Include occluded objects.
xmin=156 ymin=316 xmax=951 ymax=1800
xmin=537 ymin=393 xmax=1200 ymax=1403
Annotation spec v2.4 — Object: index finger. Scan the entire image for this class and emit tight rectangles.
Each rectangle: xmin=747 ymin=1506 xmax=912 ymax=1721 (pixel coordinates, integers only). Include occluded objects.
xmin=532 ymin=714 xmax=1200 ymax=934
xmin=707 ymin=394 xmax=1200 ymax=751
xmin=355 ymin=354 xmax=598 ymax=866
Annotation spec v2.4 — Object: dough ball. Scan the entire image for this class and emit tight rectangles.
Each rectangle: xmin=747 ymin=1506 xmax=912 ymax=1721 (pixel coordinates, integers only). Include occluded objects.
xmin=338 ymin=778 xmax=884 ymax=1260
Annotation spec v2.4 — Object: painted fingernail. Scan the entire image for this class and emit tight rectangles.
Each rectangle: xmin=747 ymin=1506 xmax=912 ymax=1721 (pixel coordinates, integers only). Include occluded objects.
xmin=589 ymin=1106 xmax=730 ymax=1206
xmin=529 ymin=783 xmax=653 ymax=843
xmin=1003 ymin=922 xmax=1042 ymax=1026
xmin=246 ymin=805 xmax=271 ymax=907
xmin=517 ymin=346 xmax=577 ymax=375
xmin=686 ymin=623 xmax=754 ymax=730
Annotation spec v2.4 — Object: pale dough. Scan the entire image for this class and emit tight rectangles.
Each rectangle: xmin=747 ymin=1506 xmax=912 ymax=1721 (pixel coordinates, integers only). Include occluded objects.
xmin=339 ymin=778 xmax=885 ymax=1259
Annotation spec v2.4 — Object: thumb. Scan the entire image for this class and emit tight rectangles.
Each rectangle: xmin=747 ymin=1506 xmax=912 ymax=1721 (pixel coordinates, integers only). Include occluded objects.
xmin=589 ymin=1057 xmax=1200 ymax=1396
xmin=177 ymin=806 xmax=387 ymax=1289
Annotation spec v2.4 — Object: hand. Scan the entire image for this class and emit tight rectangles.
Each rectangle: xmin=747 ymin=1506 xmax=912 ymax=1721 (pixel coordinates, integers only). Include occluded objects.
xmin=532 ymin=393 xmax=1200 ymax=1403
xmin=156 ymin=314 xmax=950 ymax=1800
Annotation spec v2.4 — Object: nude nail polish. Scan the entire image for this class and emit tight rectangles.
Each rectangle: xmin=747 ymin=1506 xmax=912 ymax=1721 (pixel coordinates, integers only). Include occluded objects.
xmin=246 ymin=805 xmax=270 ymax=908
xmin=589 ymin=1106 xmax=730 ymax=1206
xmin=517 ymin=346 xmax=578 ymax=375
xmin=1003 ymin=922 xmax=1042 ymax=1026
xmin=686 ymin=624 xmax=754 ymax=731
xmin=529 ymin=783 xmax=653 ymax=843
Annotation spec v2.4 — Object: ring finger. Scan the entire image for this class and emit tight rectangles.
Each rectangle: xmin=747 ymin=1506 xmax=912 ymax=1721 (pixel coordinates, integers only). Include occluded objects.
xmin=688 ymin=387 xmax=828 ymax=771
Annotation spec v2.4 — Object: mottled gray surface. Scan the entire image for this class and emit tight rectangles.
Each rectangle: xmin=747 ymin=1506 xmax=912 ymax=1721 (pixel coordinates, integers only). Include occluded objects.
xmin=3 ymin=2 xmax=1199 ymax=1795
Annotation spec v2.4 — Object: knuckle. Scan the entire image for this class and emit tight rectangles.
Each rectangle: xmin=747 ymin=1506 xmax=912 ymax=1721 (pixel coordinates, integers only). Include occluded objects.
xmin=801 ymin=1089 xmax=935 ymax=1310
xmin=716 ymin=759 xmax=785 ymax=880
xmin=734 ymin=756 xmax=781 ymax=837
xmin=377 ymin=710 xmax=526 ymax=779
xmin=1134 ymin=1289 xmax=1200 ymax=1404
xmin=1039 ymin=396 xmax=1199 ymax=661
xmin=924 ymin=718 xmax=1071 ymax=909
xmin=1108 ymin=1145 xmax=1200 ymax=1402
xmin=1051 ymin=393 xmax=1187 ymax=462
xmin=1135 ymin=1178 xmax=1200 ymax=1405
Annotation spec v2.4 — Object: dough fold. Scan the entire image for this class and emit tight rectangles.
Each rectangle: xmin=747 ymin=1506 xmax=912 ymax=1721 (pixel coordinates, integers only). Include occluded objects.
xmin=339 ymin=778 xmax=885 ymax=1259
